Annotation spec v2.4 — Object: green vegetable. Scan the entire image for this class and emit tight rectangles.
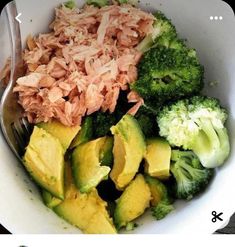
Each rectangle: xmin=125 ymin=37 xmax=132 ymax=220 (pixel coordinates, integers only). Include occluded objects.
xmin=117 ymin=0 xmax=138 ymax=5
xmin=86 ymin=0 xmax=109 ymax=7
xmin=132 ymin=45 xmax=203 ymax=108
xmin=93 ymin=111 xmax=117 ymax=138
xmin=125 ymin=222 xmax=138 ymax=231
xmin=137 ymin=11 xmax=179 ymax=53
xmin=117 ymin=0 xmax=128 ymax=3
xmin=170 ymin=149 xmax=214 ymax=200
xmin=157 ymin=96 xmax=230 ymax=168
xmin=145 ymin=176 xmax=174 ymax=220
xmin=152 ymin=201 xmax=174 ymax=220
xmin=133 ymin=10 xmax=204 ymax=111
xmin=134 ymin=106 xmax=158 ymax=137
xmin=64 ymin=0 xmax=76 ymax=9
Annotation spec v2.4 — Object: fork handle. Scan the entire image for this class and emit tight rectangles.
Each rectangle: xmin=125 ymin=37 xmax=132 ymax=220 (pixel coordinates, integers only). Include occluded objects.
xmin=0 ymin=2 xmax=24 ymax=160
xmin=5 ymin=1 xmax=23 ymax=89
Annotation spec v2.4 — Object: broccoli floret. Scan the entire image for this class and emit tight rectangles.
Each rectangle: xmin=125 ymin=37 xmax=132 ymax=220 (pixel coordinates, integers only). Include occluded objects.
xmin=131 ymin=45 xmax=204 ymax=107
xmin=64 ymin=0 xmax=76 ymax=9
xmin=157 ymin=96 xmax=230 ymax=168
xmin=145 ymin=175 xmax=174 ymax=220
xmin=117 ymin=0 xmax=138 ymax=5
xmin=86 ymin=0 xmax=109 ymax=7
xmin=135 ymin=114 xmax=154 ymax=137
xmin=93 ymin=111 xmax=117 ymax=138
xmin=137 ymin=11 xmax=180 ymax=53
xmin=134 ymin=106 xmax=159 ymax=137
xmin=91 ymin=92 xmax=134 ymax=138
xmin=152 ymin=201 xmax=174 ymax=220
xmin=125 ymin=222 xmax=138 ymax=231
xmin=170 ymin=150 xmax=214 ymax=200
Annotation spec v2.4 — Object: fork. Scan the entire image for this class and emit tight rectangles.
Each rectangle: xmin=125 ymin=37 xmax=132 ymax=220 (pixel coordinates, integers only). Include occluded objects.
xmin=0 ymin=2 xmax=32 ymax=159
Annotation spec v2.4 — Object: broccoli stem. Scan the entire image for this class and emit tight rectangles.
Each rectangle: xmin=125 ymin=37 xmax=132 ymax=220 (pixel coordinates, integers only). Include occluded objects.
xmin=190 ymin=118 xmax=229 ymax=168
xmin=142 ymin=103 xmax=159 ymax=115
xmin=136 ymin=35 xmax=154 ymax=53
xmin=170 ymin=162 xmax=194 ymax=200
xmin=213 ymin=126 xmax=230 ymax=166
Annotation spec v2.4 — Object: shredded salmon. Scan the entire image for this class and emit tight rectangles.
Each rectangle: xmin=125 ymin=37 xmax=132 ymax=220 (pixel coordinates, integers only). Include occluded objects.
xmin=12 ymin=3 xmax=154 ymax=126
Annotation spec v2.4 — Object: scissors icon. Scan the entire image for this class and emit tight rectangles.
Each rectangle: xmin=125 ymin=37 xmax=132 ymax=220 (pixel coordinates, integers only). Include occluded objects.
xmin=211 ymin=211 xmax=223 ymax=223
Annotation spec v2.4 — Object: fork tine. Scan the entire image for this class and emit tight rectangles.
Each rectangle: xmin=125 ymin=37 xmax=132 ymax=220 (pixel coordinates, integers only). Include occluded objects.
xmin=20 ymin=117 xmax=33 ymax=137
xmin=11 ymin=117 xmax=33 ymax=156
xmin=11 ymin=122 xmax=25 ymax=155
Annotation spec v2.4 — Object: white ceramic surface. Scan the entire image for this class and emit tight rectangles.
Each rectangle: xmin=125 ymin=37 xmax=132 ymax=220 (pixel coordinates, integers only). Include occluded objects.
xmin=0 ymin=0 xmax=235 ymax=234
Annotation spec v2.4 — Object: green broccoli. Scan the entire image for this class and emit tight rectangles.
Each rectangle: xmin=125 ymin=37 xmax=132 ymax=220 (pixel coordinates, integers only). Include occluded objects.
xmin=170 ymin=149 xmax=214 ymax=200
xmin=157 ymin=96 xmax=230 ymax=168
xmin=134 ymin=106 xmax=159 ymax=137
xmin=86 ymin=0 xmax=109 ymax=7
xmin=92 ymin=111 xmax=117 ymax=138
xmin=64 ymin=0 xmax=76 ymax=9
xmin=131 ymin=45 xmax=204 ymax=107
xmin=152 ymin=201 xmax=174 ymax=220
xmin=145 ymin=175 xmax=174 ymax=220
xmin=137 ymin=11 xmax=181 ymax=53
xmin=117 ymin=0 xmax=138 ymax=5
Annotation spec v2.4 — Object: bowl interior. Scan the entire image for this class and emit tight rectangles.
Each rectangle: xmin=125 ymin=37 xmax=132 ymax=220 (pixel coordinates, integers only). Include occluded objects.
xmin=0 ymin=0 xmax=235 ymax=234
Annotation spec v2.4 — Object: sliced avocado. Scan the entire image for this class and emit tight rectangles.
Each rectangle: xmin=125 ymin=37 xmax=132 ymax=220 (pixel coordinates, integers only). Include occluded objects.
xmin=145 ymin=175 xmax=174 ymax=220
xmin=99 ymin=136 xmax=113 ymax=166
xmin=70 ymin=116 xmax=93 ymax=149
xmin=110 ymin=114 xmax=146 ymax=190
xmin=37 ymin=120 xmax=80 ymax=150
xmin=42 ymin=161 xmax=73 ymax=209
xmin=24 ymin=126 xmax=64 ymax=199
xmin=53 ymin=163 xmax=116 ymax=234
xmin=71 ymin=137 xmax=111 ymax=193
xmin=144 ymin=138 xmax=171 ymax=180
xmin=85 ymin=210 xmax=117 ymax=234
xmin=54 ymin=188 xmax=117 ymax=234
xmin=114 ymin=174 xmax=151 ymax=229
xmin=42 ymin=190 xmax=62 ymax=208
xmin=145 ymin=175 xmax=169 ymax=206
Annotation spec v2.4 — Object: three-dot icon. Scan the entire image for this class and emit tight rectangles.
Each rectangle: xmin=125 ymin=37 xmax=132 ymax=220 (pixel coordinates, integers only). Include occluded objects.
xmin=210 ymin=16 xmax=223 ymax=20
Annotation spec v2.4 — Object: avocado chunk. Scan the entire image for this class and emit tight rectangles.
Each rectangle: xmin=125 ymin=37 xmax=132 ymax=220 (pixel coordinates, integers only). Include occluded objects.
xmin=145 ymin=175 xmax=174 ymax=220
xmin=99 ymin=136 xmax=113 ymax=167
xmin=110 ymin=114 xmax=146 ymax=190
xmin=71 ymin=137 xmax=111 ymax=193
xmin=144 ymin=175 xmax=170 ymax=206
xmin=54 ymin=163 xmax=116 ymax=234
xmin=24 ymin=126 xmax=64 ymax=199
xmin=144 ymin=138 xmax=171 ymax=180
xmin=37 ymin=120 xmax=80 ymax=150
xmin=41 ymin=160 xmax=73 ymax=209
xmin=42 ymin=190 xmax=62 ymax=208
xmin=54 ymin=188 xmax=117 ymax=234
xmin=70 ymin=116 xmax=93 ymax=149
xmin=114 ymin=174 xmax=151 ymax=229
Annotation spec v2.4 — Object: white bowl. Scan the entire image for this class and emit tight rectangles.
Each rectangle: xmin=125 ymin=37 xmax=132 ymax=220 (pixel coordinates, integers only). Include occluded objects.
xmin=0 ymin=0 xmax=234 ymax=234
